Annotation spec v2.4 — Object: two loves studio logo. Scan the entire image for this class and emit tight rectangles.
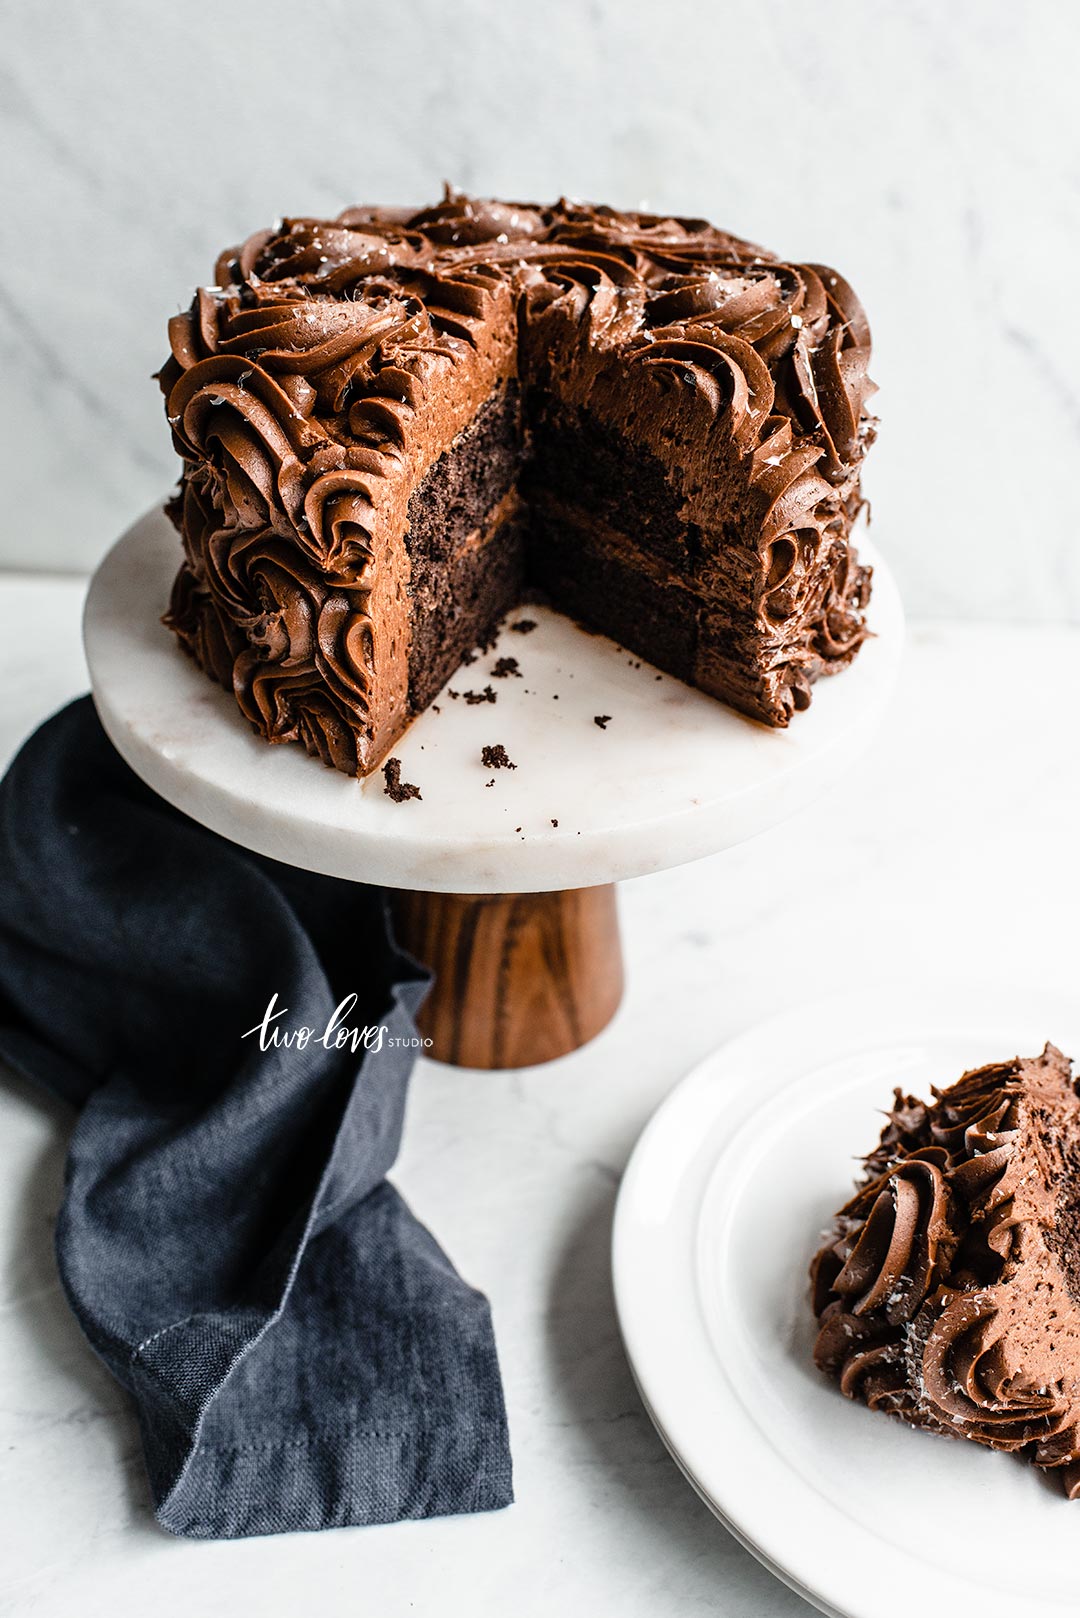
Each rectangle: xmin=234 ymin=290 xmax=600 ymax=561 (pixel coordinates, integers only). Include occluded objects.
xmin=242 ymin=993 xmax=432 ymax=1054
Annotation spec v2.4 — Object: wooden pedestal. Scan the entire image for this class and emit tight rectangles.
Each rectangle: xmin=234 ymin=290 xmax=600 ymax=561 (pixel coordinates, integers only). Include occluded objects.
xmin=391 ymin=885 xmax=624 ymax=1069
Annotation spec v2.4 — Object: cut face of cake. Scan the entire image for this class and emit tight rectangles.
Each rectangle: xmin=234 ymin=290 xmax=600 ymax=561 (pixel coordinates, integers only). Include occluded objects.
xmin=160 ymin=190 xmax=877 ymax=776
xmin=811 ymin=1044 xmax=1080 ymax=1496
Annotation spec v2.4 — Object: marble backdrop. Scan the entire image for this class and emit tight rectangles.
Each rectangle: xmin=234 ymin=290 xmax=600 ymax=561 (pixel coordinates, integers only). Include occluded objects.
xmin=2 ymin=0 xmax=1076 ymax=621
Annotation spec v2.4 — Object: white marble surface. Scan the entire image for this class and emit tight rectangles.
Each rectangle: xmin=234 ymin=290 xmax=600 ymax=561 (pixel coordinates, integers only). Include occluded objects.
xmin=4 ymin=1 xmax=1080 ymax=625
xmin=2 ymin=575 xmax=1079 ymax=1618
xmin=84 ymin=510 xmax=901 ymax=891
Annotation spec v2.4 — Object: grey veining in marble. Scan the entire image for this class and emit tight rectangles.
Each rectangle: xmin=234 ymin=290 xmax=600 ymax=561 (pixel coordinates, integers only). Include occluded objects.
xmin=2 ymin=0 xmax=1079 ymax=622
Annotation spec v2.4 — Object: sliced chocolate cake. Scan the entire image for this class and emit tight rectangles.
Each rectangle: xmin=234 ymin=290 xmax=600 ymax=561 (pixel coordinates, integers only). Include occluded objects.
xmin=811 ymin=1044 xmax=1080 ymax=1496
xmin=160 ymin=190 xmax=876 ymax=776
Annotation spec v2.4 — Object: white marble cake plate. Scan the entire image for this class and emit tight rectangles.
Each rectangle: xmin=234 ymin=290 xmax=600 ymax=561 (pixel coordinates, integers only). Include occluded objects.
xmin=84 ymin=506 xmax=902 ymax=894
xmin=83 ymin=505 xmax=902 ymax=1066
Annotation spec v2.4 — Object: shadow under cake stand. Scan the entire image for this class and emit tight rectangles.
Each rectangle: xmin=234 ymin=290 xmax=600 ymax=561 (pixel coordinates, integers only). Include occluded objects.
xmin=84 ymin=508 xmax=903 ymax=1070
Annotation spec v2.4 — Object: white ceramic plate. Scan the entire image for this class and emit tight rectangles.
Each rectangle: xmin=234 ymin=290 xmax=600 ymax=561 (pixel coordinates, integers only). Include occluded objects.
xmin=613 ymin=987 xmax=1080 ymax=1618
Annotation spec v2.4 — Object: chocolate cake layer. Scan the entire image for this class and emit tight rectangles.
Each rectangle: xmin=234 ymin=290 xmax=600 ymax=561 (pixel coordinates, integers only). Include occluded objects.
xmin=404 ymin=382 xmax=525 ymax=710
xmin=811 ymin=1045 xmax=1080 ymax=1497
xmin=408 ymin=503 xmax=527 ymax=713
xmin=160 ymin=192 xmax=877 ymax=775
xmin=526 ymin=397 xmax=702 ymax=574
xmin=528 ymin=497 xmax=699 ymax=685
xmin=406 ymin=382 xmax=523 ymax=567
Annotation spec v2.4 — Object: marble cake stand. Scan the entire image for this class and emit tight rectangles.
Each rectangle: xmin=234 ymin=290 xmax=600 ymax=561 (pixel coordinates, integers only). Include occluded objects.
xmin=84 ymin=507 xmax=903 ymax=1069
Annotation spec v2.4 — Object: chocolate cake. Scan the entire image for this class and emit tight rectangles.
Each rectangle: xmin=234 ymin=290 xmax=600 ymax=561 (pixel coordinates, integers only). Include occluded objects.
xmin=811 ymin=1045 xmax=1080 ymax=1496
xmin=159 ymin=190 xmax=876 ymax=776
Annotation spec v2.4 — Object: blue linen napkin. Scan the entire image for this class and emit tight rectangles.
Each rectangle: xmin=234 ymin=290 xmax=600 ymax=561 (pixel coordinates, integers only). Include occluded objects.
xmin=0 ymin=697 xmax=513 ymax=1537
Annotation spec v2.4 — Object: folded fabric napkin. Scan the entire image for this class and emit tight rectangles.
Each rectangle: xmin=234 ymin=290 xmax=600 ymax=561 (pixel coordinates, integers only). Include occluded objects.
xmin=0 ymin=697 xmax=512 ymax=1537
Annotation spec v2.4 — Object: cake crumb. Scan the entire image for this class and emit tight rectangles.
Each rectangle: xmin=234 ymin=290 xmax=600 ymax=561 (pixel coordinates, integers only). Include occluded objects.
xmin=594 ymin=714 xmax=612 ymax=730
xmin=551 ymin=818 xmax=559 ymax=827
xmin=463 ymin=686 xmax=497 ymax=706
xmin=382 ymin=758 xmax=421 ymax=803
xmin=491 ymin=656 xmax=521 ymax=679
xmin=511 ymin=618 xmax=537 ymax=634
xmin=481 ymin=744 xmax=516 ymax=770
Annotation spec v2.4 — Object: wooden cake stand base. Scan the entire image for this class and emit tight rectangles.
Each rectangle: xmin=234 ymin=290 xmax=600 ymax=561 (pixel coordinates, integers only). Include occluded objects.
xmin=84 ymin=508 xmax=902 ymax=1070
xmin=392 ymin=885 xmax=623 ymax=1069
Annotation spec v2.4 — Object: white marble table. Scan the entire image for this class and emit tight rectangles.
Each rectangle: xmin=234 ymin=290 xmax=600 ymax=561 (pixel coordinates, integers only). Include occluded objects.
xmin=2 ymin=573 xmax=1078 ymax=1618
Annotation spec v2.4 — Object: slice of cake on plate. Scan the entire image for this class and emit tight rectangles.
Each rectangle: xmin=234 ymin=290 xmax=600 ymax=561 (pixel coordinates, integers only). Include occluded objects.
xmin=159 ymin=190 xmax=877 ymax=776
xmin=811 ymin=1043 xmax=1080 ymax=1495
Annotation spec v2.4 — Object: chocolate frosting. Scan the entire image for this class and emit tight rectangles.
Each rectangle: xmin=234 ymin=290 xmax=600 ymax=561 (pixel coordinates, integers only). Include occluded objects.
xmin=812 ymin=1045 xmax=1080 ymax=1496
xmin=160 ymin=189 xmax=877 ymax=772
